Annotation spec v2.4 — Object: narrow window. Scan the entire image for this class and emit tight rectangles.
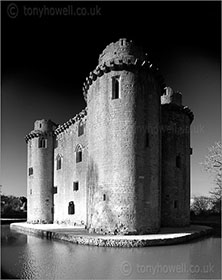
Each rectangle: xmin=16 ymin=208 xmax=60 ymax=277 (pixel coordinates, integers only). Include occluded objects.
xmin=39 ymin=123 xmax=41 ymax=128
xmin=176 ymin=155 xmax=181 ymax=168
xmin=190 ymin=147 xmax=193 ymax=155
xmin=78 ymin=121 xmax=84 ymax=136
xmin=68 ymin=201 xmax=75 ymax=215
xmin=56 ymin=155 xmax=62 ymax=170
xmin=112 ymin=76 xmax=120 ymax=99
xmin=38 ymin=139 xmax=42 ymax=148
xmin=53 ymin=186 xmax=58 ymax=194
xmin=54 ymin=139 xmax=58 ymax=148
xmin=103 ymin=194 xmax=106 ymax=201
xmin=145 ymin=131 xmax=149 ymax=148
xmin=30 ymin=189 xmax=32 ymax=195
xmin=39 ymin=138 xmax=47 ymax=148
xmin=73 ymin=182 xmax=79 ymax=191
xmin=174 ymin=200 xmax=178 ymax=209
xmin=29 ymin=167 xmax=33 ymax=176
xmin=76 ymin=146 xmax=82 ymax=163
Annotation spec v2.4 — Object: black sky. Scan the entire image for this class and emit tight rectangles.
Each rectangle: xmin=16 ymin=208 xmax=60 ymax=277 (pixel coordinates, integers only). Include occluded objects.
xmin=1 ymin=1 xmax=221 ymax=196
xmin=2 ymin=1 xmax=220 ymax=93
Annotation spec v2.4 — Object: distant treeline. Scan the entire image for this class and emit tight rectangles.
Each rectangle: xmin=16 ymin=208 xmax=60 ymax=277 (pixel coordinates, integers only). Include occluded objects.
xmin=1 ymin=195 xmax=27 ymax=218
xmin=1 ymin=194 xmax=220 ymax=220
xmin=190 ymin=195 xmax=221 ymax=216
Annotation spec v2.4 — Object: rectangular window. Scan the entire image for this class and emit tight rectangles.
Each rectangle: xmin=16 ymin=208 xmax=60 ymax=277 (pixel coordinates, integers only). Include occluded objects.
xmin=56 ymin=156 xmax=62 ymax=170
xmin=174 ymin=200 xmax=178 ymax=209
xmin=39 ymin=138 xmax=47 ymax=148
xmin=29 ymin=167 xmax=33 ymax=176
xmin=76 ymin=151 xmax=82 ymax=163
xmin=103 ymin=194 xmax=106 ymax=201
xmin=176 ymin=155 xmax=181 ymax=168
xmin=78 ymin=121 xmax=84 ymax=137
xmin=54 ymin=139 xmax=58 ymax=148
xmin=190 ymin=147 xmax=193 ymax=155
xmin=112 ymin=76 xmax=120 ymax=99
xmin=53 ymin=186 xmax=58 ymax=194
xmin=145 ymin=131 xmax=149 ymax=148
xmin=30 ymin=189 xmax=32 ymax=195
xmin=68 ymin=201 xmax=75 ymax=215
xmin=73 ymin=182 xmax=79 ymax=191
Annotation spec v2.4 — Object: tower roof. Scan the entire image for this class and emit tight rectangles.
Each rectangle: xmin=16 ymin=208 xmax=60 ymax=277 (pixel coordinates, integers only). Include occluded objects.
xmin=98 ymin=38 xmax=146 ymax=65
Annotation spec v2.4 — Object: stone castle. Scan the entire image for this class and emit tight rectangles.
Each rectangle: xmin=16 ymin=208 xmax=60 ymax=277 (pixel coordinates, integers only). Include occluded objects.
xmin=25 ymin=39 xmax=194 ymax=235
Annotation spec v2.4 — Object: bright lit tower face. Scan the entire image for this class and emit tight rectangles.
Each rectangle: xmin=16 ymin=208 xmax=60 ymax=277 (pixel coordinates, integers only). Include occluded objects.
xmin=85 ymin=39 xmax=163 ymax=234
xmin=26 ymin=120 xmax=55 ymax=224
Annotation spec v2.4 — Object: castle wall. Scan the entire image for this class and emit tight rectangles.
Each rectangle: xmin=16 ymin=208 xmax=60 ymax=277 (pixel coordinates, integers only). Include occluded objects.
xmin=87 ymin=68 xmax=161 ymax=234
xmin=26 ymin=39 xmax=193 ymax=232
xmin=161 ymin=106 xmax=192 ymax=226
xmin=53 ymin=118 xmax=87 ymax=226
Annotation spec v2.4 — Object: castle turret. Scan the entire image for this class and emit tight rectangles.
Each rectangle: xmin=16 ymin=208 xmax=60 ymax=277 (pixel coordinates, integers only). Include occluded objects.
xmin=25 ymin=119 xmax=56 ymax=223
xmin=161 ymin=87 xmax=194 ymax=226
xmin=83 ymin=38 xmax=165 ymax=234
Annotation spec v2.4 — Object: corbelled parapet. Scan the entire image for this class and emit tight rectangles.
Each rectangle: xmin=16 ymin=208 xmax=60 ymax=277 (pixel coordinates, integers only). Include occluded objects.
xmin=25 ymin=131 xmax=47 ymax=143
xmin=25 ymin=119 xmax=57 ymax=143
xmin=161 ymin=87 xmax=194 ymax=123
xmin=82 ymin=38 xmax=166 ymax=101
xmin=54 ymin=107 xmax=87 ymax=136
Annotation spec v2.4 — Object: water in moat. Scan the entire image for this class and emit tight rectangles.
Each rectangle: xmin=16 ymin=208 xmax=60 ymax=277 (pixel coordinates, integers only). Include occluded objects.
xmin=1 ymin=225 xmax=221 ymax=279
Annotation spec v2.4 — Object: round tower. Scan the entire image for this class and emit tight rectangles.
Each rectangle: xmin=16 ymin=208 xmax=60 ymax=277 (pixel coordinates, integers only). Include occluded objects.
xmin=25 ymin=119 xmax=55 ymax=224
xmin=161 ymin=87 xmax=194 ymax=226
xmin=83 ymin=38 xmax=165 ymax=234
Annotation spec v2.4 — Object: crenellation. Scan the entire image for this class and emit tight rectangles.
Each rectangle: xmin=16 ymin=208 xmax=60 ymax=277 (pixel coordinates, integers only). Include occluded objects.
xmin=82 ymin=57 xmax=165 ymax=102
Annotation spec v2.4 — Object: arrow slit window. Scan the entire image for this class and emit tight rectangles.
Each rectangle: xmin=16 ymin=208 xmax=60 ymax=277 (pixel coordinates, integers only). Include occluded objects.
xmin=112 ymin=76 xmax=120 ymax=99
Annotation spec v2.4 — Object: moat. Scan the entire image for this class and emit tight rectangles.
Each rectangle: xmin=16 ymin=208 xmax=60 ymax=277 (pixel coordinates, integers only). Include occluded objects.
xmin=1 ymin=225 xmax=221 ymax=279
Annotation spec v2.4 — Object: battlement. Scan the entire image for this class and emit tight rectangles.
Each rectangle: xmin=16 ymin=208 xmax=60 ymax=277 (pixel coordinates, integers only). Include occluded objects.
xmin=161 ymin=87 xmax=194 ymax=123
xmin=82 ymin=39 xmax=166 ymax=102
xmin=34 ymin=119 xmax=57 ymax=132
xmin=98 ymin=38 xmax=146 ymax=65
xmin=25 ymin=119 xmax=57 ymax=143
xmin=54 ymin=107 xmax=87 ymax=136
xmin=161 ymin=87 xmax=182 ymax=106
xmin=25 ymin=109 xmax=88 ymax=142
xmin=161 ymin=103 xmax=194 ymax=124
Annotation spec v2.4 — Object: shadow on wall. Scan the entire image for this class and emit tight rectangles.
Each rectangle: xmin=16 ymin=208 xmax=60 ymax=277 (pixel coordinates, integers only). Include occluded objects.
xmin=86 ymin=159 xmax=117 ymax=234
xmin=87 ymin=158 xmax=98 ymax=229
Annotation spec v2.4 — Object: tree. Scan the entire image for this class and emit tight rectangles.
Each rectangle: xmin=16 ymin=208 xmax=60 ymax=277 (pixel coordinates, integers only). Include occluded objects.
xmin=191 ymin=196 xmax=214 ymax=215
xmin=202 ymin=142 xmax=222 ymax=199
xmin=1 ymin=195 xmax=27 ymax=217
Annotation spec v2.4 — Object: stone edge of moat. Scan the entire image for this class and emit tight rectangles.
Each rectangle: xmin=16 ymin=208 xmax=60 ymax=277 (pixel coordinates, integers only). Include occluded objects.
xmin=10 ymin=223 xmax=213 ymax=248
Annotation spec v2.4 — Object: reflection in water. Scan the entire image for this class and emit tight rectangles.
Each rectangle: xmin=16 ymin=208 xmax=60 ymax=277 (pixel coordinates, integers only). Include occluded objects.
xmin=1 ymin=225 xmax=221 ymax=279
xmin=1 ymin=226 xmax=27 ymax=246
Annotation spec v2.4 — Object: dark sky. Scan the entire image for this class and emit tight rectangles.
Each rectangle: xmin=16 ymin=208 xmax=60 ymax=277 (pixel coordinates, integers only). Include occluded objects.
xmin=1 ymin=1 xmax=221 ymax=197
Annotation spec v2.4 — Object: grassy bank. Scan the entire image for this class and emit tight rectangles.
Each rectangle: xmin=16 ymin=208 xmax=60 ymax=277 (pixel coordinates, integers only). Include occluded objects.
xmin=191 ymin=214 xmax=221 ymax=236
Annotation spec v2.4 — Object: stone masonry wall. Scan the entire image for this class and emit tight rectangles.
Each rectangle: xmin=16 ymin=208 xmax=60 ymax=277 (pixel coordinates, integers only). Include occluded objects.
xmin=161 ymin=106 xmax=192 ymax=227
xmin=87 ymin=67 xmax=161 ymax=234
xmin=27 ymin=120 xmax=54 ymax=223
xmin=26 ymin=39 xmax=193 ymax=233
xmin=53 ymin=117 xmax=87 ymax=226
